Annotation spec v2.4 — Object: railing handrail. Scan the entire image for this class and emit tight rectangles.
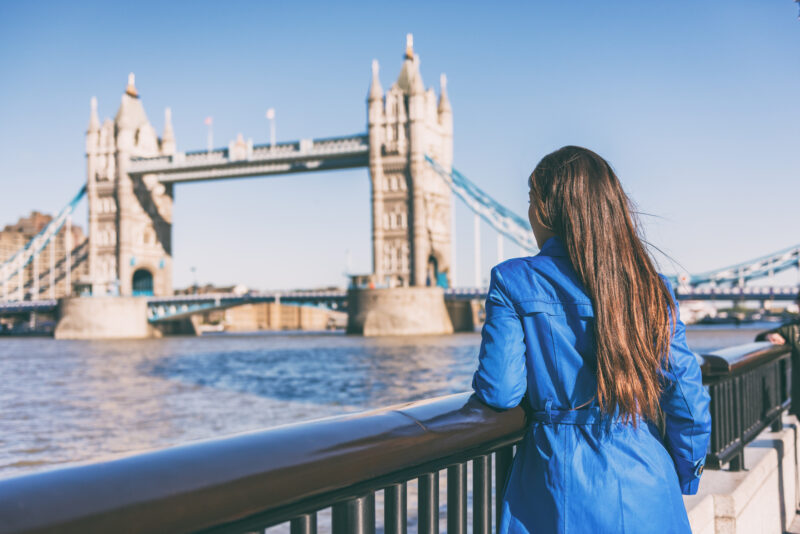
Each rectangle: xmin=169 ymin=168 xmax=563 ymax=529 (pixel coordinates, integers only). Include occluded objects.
xmin=701 ymin=341 xmax=791 ymax=378
xmin=0 ymin=392 xmax=525 ymax=534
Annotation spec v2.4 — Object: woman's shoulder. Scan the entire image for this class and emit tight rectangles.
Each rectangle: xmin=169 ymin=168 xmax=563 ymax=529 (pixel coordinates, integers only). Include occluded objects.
xmin=491 ymin=255 xmax=589 ymax=306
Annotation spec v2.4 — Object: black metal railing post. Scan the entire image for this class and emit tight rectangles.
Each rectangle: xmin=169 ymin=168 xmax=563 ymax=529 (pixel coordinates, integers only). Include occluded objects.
xmin=384 ymin=483 xmax=407 ymax=534
xmin=495 ymin=446 xmax=514 ymax=529
xmin=446 ymin=463 xmax=467 ymax=534
xmin=472 ymin=454 xmax=492 ymax=534
xmin=332 ymin=493 xmax=375 ymax=534
xmin=418 ymin=472 xmax=439 ymax=534
xmin=290 ymin=512 xmax=317 ymax=534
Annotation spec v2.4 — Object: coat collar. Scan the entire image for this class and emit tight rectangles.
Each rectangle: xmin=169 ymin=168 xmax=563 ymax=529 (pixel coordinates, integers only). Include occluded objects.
xmin=538 ymin=235 xmax=568 ymax=257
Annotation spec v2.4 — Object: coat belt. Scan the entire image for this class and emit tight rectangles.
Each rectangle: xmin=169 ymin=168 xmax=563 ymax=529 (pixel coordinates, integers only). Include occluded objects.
xmin=530 ymin=399 xmax=639 ymax=425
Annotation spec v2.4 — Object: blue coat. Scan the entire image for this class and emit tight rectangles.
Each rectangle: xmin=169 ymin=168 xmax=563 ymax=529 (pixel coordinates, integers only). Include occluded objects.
xmin=472 ymin=236 xmax=711 ymax=534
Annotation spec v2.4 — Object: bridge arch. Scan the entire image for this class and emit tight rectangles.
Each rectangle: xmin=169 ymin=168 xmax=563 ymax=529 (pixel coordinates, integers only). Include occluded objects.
xmin=427 ymin=250 xmax=449 ymax=288
xmin=132 ymin=268 xmax=154 ymax=297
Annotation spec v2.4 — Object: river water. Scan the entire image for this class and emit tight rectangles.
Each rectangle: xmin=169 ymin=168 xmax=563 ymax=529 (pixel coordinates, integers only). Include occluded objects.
xmin=0 ymin=324 xmax=775 ymax=480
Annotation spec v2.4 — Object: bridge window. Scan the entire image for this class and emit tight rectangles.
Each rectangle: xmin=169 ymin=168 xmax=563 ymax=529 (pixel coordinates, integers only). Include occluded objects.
xmin=427 ymin=256 xmax=439 ymax=287
xmin=132 ymin=269 xmax=154 ymax=297
xmin=401 ymin=244 xmax=409 ymax=271
xmin=142 ymin=228 xmax=155 ymax=245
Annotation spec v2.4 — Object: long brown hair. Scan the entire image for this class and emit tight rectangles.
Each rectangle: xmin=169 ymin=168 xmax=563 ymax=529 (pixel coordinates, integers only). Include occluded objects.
xmin=529 ymin=146 xmax=676 ymax=423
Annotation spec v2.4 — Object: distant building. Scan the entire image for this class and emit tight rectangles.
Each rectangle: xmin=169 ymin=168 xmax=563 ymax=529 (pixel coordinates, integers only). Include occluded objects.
xmin=172 ymin=284 xmax=345 ymax=331
xmin=174 ymin=283 xmax=249 ymax=296
xmin=0 ymin=211 xmax=88 ymax=300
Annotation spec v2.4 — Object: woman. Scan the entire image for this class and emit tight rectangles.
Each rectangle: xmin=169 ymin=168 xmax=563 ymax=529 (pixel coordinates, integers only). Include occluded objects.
xmin=472 ymin=146 xmax=711 ymax=533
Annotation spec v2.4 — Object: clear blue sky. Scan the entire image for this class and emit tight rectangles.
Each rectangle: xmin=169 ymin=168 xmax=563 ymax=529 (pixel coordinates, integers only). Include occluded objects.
xmin=1 ymin=1 xmax=798 ymax=289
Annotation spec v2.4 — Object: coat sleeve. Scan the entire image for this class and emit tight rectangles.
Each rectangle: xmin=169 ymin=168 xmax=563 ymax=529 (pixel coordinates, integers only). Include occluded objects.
xmin=658 ymin=275 xmax=712 ymax=495
xmin=472 ymin=266 xmax=528 ymax=410
xmin=755 ymin=322 xmax=796 ymax=343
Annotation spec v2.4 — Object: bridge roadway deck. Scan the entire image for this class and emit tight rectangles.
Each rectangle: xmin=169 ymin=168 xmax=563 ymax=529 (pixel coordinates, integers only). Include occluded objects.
xmin=0 ymin=285 xmax=796 ymax=321
xmin=127 ymin=134 xmax=369 ymax=184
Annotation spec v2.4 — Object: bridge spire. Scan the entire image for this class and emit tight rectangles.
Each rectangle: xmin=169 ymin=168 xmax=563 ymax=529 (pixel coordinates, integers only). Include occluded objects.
xmin=405 ymin=33 xmax=414 ymax=60
xmin=368 ymin=59 xmax=383 ymax=101
xmin=125 ymin=72 xmax=138 ymax=98
xmin=396 ymin=34 xmax=424 ymax=95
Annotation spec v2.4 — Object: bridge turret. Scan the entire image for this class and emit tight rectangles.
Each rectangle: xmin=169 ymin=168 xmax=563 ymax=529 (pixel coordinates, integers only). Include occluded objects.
xmin=85 ymin=73 xmax=173 ymax=298
xmin=367 ymin=60 xmax=387 ymax=282
xmin=365 ymin=34 xmax=453 ymax=288
xmin=438 ymin=74 xmax=452 ymax=127
xmin=86 ymin=97 xmax=100 ymax=154
xmin=368 ymin=59 xmax=383 ymax=102
xmin=405 ymin=42 xmax=429 ymax=286
xmin=161 ymin=107 xmax=176 ymax=156
xmin=437 ymin=74 xmax=453 ymax=170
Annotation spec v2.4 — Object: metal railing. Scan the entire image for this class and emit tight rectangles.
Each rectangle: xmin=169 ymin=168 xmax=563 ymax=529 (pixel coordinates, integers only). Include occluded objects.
xmin=0 ymin=341 xmax=791 ymax=533
xmin=0 ymin=393 xmax=526 ymax=534
xmin=701 ymin=341 xmax=792 ymax=470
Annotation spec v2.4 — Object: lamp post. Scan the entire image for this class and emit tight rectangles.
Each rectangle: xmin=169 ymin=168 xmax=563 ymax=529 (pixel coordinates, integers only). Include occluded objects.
xmin=266 ymin=108 xmax=276 ymax=149
xmin=474 ymin=214 xmax=481 ymax=288
xmin=190 ymin=266 xmax=197 ymax=293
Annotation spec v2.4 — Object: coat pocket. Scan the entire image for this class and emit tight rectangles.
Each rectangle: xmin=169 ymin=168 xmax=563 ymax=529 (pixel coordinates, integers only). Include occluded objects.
xmin=514 ymin=299 xmax=594 ymax=318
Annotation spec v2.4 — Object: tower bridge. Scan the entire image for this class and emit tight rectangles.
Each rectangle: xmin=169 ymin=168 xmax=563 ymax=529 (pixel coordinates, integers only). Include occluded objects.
xmin=0 ymin=34 xmax=797 ymax=338
xmin=84 ymin=34 xmax=453 ymax=301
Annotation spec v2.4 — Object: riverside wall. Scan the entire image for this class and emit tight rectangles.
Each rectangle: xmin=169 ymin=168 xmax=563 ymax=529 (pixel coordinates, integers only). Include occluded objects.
xmin=686 ymin=414 xmax=800 ymax=534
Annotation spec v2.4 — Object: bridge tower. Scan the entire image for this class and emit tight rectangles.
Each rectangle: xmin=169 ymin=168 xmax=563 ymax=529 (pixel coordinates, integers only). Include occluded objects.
xmin=85 ymin=74 xmax=174 ymax=297
xmin=367 ymin=35 xmax=453 ymax=287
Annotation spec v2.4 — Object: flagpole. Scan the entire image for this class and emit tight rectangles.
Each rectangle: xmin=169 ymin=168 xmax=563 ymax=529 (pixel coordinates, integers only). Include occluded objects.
xmin=266 ymin=108 xmax=275 ymax=149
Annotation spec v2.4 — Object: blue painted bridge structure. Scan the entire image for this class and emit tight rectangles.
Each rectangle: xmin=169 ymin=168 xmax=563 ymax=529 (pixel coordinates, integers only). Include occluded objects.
xmin=2 ymin=284 xmax=797 ymax=325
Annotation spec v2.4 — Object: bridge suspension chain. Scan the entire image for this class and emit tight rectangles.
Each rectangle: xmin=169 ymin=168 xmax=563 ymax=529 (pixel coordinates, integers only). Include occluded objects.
xmin=687 ymin=244 xmax=800 ymax=287
xmin=0 ymin=185 xmax=87 ymax=291
xmin=425 ymin=155 xmax=537 ymax=253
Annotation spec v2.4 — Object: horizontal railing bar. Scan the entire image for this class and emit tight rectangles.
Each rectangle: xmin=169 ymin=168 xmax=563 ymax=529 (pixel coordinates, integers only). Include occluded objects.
xmin=0 ymin=393 xmax=524 ymax=534
xmin=702 ymin=342 xmax=790 ymax=378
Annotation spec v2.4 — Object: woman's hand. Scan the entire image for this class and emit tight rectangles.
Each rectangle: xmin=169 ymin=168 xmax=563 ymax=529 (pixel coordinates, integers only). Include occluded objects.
xmin=766 ymin=333 xmax=786 ymax=345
